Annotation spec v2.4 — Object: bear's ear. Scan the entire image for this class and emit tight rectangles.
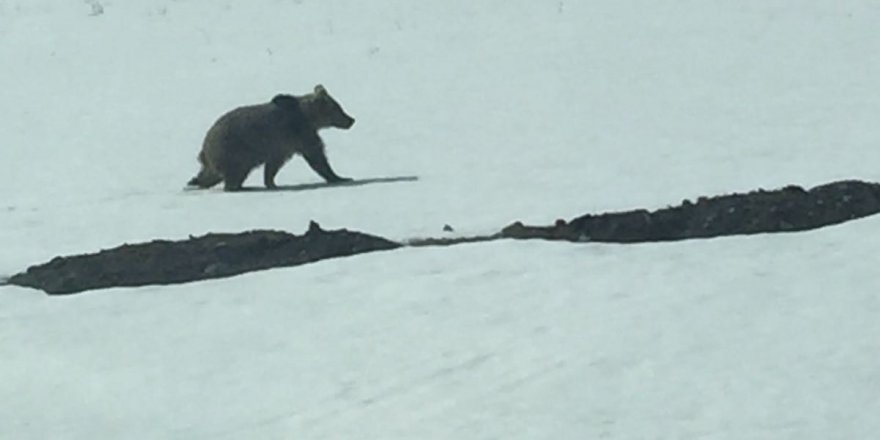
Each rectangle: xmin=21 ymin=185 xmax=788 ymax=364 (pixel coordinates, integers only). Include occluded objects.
xmin=314 ymin=84 xmax=327 ymax=96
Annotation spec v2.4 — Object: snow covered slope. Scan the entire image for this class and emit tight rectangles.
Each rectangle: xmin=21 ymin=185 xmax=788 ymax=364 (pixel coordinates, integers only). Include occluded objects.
xmin=2 ymin=1 xmax=879 ymax=438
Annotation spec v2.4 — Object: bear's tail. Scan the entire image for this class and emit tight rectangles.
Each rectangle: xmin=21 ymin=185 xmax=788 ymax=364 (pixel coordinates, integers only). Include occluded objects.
xmin=187 ymin=167 xmax=223 ymax=189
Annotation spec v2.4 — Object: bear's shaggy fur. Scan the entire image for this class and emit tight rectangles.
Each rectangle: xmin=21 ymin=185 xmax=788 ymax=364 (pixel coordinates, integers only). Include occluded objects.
xmin=188 ymin=84 xmax=355 ymax=191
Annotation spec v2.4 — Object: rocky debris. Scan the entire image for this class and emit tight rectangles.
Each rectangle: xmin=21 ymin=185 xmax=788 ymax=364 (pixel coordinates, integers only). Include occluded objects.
xmin=502 ymin=180 xmax=880 ymax=243
xmin=8 ymin=221 xmax=401 ymax=295
xmin=7 ymin=180 xmax=880 ymax=296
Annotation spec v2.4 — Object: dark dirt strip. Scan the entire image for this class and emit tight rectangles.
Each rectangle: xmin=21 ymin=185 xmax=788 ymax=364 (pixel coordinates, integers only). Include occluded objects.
xmin=7 ymin=180 xmax=880 ymax=295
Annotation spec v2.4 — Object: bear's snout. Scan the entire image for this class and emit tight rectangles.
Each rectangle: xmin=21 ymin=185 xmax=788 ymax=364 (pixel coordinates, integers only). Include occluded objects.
xmin=339 ymin=115 xmax=355 ymax=129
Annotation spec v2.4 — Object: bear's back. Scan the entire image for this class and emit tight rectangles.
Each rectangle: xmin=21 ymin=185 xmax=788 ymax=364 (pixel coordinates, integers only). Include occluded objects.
xmin=206 ymin=101 xmax=312 ymax=150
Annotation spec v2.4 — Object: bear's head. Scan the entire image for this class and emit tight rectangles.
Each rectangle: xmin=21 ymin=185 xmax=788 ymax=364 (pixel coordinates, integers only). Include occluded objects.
xmin=313 ymin=84 xmax=355 ymax=130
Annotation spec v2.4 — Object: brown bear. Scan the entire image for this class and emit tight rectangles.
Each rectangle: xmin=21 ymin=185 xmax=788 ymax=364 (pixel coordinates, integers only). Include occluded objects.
xmin=187 ymin=84 xmax=355 ymax=191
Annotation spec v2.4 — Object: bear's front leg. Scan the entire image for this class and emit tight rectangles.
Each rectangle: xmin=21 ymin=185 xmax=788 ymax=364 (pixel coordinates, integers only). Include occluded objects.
xmin=302 ymin=149 xmax=351 ymax=183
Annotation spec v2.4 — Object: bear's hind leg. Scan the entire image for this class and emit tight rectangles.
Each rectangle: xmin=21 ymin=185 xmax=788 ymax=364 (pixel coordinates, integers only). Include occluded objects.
xmin=222 ymin=164 xmax=251 ymax=192
xmin=263 ymin=158 xmax=285 ymax=189
xmin=187 ymin=166 xmax=223 ymax=189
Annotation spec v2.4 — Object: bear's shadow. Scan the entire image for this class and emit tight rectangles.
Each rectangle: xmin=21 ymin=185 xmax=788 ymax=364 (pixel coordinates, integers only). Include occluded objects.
xmin=235 ymin=175 xmax=419 ymax=192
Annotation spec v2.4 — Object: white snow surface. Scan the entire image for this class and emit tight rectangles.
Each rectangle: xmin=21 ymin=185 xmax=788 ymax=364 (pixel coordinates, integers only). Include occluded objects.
xmin=2 ymin=1 xmax=880 ymax=438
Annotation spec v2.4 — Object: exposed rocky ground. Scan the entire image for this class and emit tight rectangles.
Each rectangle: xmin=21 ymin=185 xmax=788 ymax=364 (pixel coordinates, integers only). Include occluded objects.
xmin=7 ymin=222 xmax=401 ymax=295
xmin=6 ymin=180 xmax=880 ymax=295
xmin=502 ymin=180 xmax=880 ymax=242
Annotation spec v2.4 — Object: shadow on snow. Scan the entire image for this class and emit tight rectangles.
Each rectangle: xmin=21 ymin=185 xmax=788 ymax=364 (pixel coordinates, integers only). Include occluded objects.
xmin=185 ymin=175 xmax=419 ymax=193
